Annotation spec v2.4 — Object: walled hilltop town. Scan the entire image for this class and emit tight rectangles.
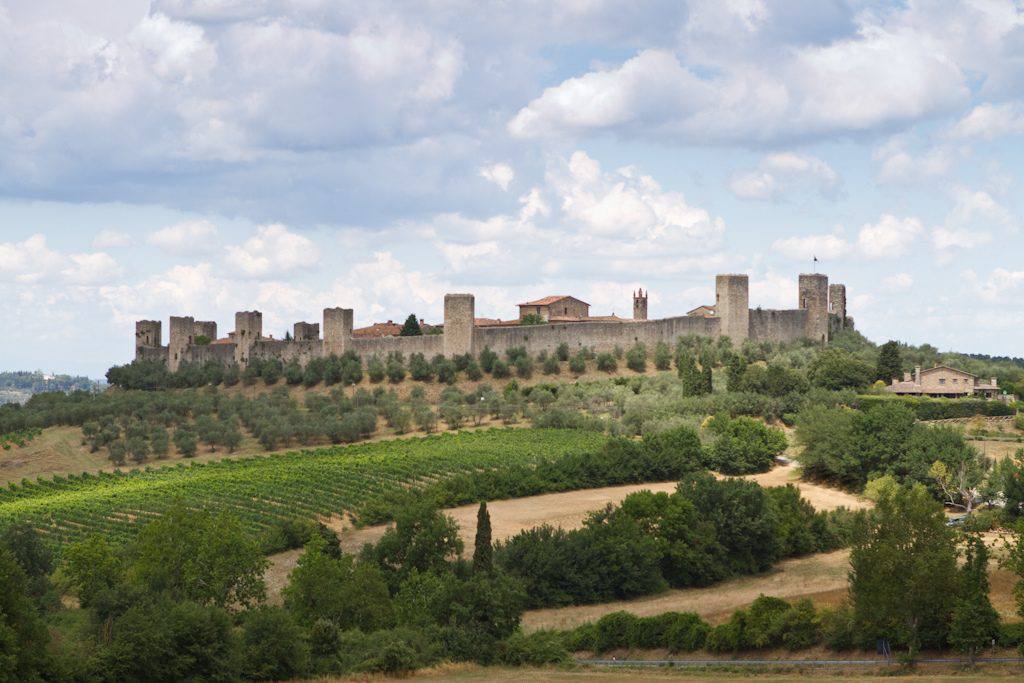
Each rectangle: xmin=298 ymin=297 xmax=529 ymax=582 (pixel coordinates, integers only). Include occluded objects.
xmin=135 ymin=272 xmax=849 ymax=371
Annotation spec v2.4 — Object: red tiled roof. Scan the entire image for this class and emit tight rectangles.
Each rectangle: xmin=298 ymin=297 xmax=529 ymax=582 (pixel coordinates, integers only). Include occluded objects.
xmin=210 ymin=337 xmax=234 ymax=345
xmin=518 ymin=295 xmax=590 ymax=307
xmin=352 ymin=321 xmax=438 ymax=338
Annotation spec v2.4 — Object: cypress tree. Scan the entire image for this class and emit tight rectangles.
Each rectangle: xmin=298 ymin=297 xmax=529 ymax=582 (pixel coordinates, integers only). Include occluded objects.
xmin=399 ymin=314 xmax=423 ymax=337
xmin=949 ymin=534 xmax=1000 ymax=663
xmin=701 ymin=364 xmax=713 ymax=395
xmin=875 ymin=340 xmax=903 ymax=383
xmin=473 ymin=501 xmax=493 ymax=573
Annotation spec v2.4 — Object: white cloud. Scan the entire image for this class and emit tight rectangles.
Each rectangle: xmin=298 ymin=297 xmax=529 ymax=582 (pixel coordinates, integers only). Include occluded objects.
xmin=729 ymin=152 xmax=839 ymax=200
xmin=948 ymin=102 xmax=1024 ymax=140
xmin=92 ymin=229 xmax=133 ymax=249
xmin=225 ymin=223 xmax=320 ymax=277
xmin=509 ymin=17 xmax=969 ymax=144
xmin=872 ymin=136 xmax=953 ymax=184
xmin=965 ymin=268 xmax=1024 ymax=301
xmin=0 ymin=234 xmax=64 ymax=282
xmin=884 ymin=273 xmax=914 ymax=289
xmin=147 ymin=220 xmax=219 ymax=255
xmin=947 ymin=187 xmax=1015 ymax=233
xmin=479 ymin=163 xmax=515 ymax=191
xmin=62 ymin=252 xmax=122 ymax=284
xmin=857 ymin=215 xmax=924 ymax=259
xmin=771 ymin=233 xmax=849 ymax=261
xmin=932 ymin=227 xmax=992 ymax=251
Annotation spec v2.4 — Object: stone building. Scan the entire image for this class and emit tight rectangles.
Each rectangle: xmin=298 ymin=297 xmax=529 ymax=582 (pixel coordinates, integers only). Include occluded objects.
xmin=517 ymin=295 xmax=590 ymax=322
xmin=134 ymin=271 xmax=850 ymax=370
xmin=885 ymin=365 xmax=1003 ymax=400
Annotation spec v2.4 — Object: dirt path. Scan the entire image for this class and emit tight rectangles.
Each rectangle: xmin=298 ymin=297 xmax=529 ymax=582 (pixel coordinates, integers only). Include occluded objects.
xmin=264 ymin=463 xmax=867 ymax=604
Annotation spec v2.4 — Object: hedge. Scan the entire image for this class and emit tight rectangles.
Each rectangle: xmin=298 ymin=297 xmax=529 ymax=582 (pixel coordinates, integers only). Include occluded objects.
xmin=855 ymin=395 xmax=1014 ymax=420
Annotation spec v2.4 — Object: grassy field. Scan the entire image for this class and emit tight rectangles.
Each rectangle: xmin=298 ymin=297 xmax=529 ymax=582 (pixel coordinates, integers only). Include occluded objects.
xmin=0 ymin=428 xmax=608 ymax=549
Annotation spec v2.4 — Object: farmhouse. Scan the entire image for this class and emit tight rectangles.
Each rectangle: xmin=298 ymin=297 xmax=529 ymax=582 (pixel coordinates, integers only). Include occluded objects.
xmin=885 ymin=365 xmax=1004 ymax=400
xmin=517 ymin=295 xmax=591 ymax=322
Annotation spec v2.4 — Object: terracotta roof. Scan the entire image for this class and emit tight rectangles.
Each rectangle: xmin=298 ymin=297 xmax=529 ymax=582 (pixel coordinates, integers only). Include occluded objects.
xmin=687 ymin=304 xmax=716 ymax=317
xmin=518 ymin=295 xmax=590 ymax=307
xmin=210 ymin=337 xmax=235 ymax=345
xmin=547 ymin=314 xmax=637 ymax=324
xmin=474 ymin=318 xmax=520 ymax=328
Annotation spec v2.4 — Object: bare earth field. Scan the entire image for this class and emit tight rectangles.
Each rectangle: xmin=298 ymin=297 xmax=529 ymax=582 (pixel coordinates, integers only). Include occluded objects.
xmin=264 ymin=463 xmax=868 ymax=605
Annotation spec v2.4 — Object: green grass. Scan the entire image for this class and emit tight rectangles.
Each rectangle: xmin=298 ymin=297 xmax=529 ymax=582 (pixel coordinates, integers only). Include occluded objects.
xmin=0 ymin=428 xmax=608 ymax=549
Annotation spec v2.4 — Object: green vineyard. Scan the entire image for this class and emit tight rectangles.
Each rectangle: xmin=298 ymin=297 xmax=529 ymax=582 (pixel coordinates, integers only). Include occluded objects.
xmin=0 ymin=428 xmax=608 ymax=549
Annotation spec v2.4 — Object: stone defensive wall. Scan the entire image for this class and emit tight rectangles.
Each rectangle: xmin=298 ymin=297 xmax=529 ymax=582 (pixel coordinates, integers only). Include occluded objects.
xmin=133 ymin=273 xmax=848 ymax=370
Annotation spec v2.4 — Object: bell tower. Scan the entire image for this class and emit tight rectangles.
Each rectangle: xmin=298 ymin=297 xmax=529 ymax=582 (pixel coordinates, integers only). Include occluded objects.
xmin=632 ymin=288 xmax=648 ymax=320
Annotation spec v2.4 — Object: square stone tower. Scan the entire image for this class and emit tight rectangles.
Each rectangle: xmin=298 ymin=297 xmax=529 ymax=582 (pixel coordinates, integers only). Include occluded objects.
xmin=799 ymin=274 xmax=829 ymax=344
xmin=323 ymin=308 xmax=353 ymax=357
xmin=715 ymin=274 xmax=749 ymax=345
xmin=168 ymin=316 xmax=196 ymax=372
xmin=135 ymin=320 xmax=162 ymax=359
xmin=444 ymin=293 xmax=475 ymax=357
xmin=234 ymin=311 xmax=263 ymax=367
xmin=293 ymin=321 xmax=320 ymax=341
xmin=828 ymin=283 xmax=847 ymax=328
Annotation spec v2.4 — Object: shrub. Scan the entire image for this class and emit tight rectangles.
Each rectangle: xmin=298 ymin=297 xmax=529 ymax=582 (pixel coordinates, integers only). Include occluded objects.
xmin=704 ymin=619 xmax=743 ymax=653
xmin=569 ymin=353 xmax=587 ymax=375
xmin=626 ymin=344 xmax=647 ymax=373
xmin=409 ymin=353 xmax=433 ymax=382
xmin=385 ymin=354 xmax=406 ymax=383
xmin=542 ymin=355 xmax=560 ymax=375
xmin=367 ymin=356 xmax=386 ymax=383
xmin=556 ymin=343 xmax=571 ymax=362
xmin=515 ymin=355 xmax=534 ymax=379
xmin=596 ymin=353 xmax=617 ymax=373
xmin=241 ymin=607 xmax=310 ymax=681
xmin=499 ymin=631 xmax=569 ymax=666
xmin=491 ymin=359 xmax=511 ymax=379
xmin=653 ymin=342 xmax=672 ymax=371
xmin=594 ymin=611 xmax=639 ymax=652
xmin=479 ymin=347 xmax=498 ymax=373
xmin=664 ymin=613 xmax=710 ymax=653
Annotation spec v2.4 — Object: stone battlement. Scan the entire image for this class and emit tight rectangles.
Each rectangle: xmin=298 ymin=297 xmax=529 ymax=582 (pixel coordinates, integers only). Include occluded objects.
xmin=134 ymin=272 xmax=850 ymax=369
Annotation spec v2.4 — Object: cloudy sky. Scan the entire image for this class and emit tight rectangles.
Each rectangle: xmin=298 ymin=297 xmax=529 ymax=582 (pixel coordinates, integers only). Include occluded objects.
xmin=1 ymin=0 xmax=1022 ymax=377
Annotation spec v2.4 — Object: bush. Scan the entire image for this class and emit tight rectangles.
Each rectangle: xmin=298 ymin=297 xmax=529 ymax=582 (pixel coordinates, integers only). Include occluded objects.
xmin=594 ymin=611 xmax=639 ymax=652
xmin=542 ymin=355 xmax=560 ymax=376
xmin=479 ymin=347 xmax=498 ymax=373
xmin=596 ymin=353 xmax=617 ymax=373
xmin=704 ymin=619 xmax=743 ymax=653
xmin=515 ymin=355 xmax=534 ymax=379
xmin=491 ymin=359 xmax=511 ymax=379
xmin=653 ymin=342 xmax=672 ymax=371
xmin=556 ymin=343 xmax=571 ymax=362
xmin=241 ymin=607 xmax=310 ymax=681
xmin=409 ymin=353 xmax=433 ymax=382
xmin=569 ymin=353 xmax=587 ymax=375
xmin=665 ymin=613 xmax=710 ymax=653
xmin=367 ymin=356 xmax=386 ymax=383
xmin=499 ymin=631 xmax=569 ymax=666
xmin=386 ymin=354 xmax=406 ymax=383
xmin=626 ymin=344 xmax=647 ymax=373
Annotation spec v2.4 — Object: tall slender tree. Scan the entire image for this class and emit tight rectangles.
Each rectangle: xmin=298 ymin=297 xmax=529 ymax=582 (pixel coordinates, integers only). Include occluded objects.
xmin=949 ymin=534 xmax=1000 ymax=663
xmin=399 ymin=314 xmax=423 ymax=337
xmin=473 ymin=501 xmax=493 ymax=573
xmin=875 ymin=340 xmax=903 ymax=383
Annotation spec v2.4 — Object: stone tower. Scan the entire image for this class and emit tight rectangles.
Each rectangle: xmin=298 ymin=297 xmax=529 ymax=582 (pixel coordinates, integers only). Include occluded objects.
xmin=633 ymin=288 xmax=648 ymax=321
xmin=168 ymin=316 xmax=195 ymax=372
xmin=234 ymin=311 xmax=263 ymax=367
xmin=192 ymin=320 xmax=217 ymax=342
xmin=135 ymin=320 xmax=162 ymax=359
xmin=715 ymin=274 xmax=749 ymax=345
xmin=293 ymin=321 xmax=320 ymax=341
xmin=799 ymin=274 xmax=829 ymax=344
xmin=828 ymin=283 xmax=847 ymax=328
xmin=322 ymin=308 xmax=353 ymax=357
xmin=444 ymin=293 xmax=475 ymax=357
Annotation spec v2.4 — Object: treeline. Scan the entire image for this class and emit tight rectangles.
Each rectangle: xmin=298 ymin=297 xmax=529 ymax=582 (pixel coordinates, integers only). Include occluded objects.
xmin=559 ymin=483 xmax=1024 ymax=660
xmin=496 ymin=472 xmax=851 ymax=609
xmin=0 ymin=370 xmax=101 ymax=394
xmin=0 ymin=498 xmax=566 ymax=680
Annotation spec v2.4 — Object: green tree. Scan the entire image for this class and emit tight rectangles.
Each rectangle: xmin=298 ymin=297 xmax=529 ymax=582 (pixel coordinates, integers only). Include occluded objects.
xmin=400 ymin=314 xmax=423 ymax=336
xmin=653 ymin=342 xmax=672 ymax=371
xmin=676 ymin=350 xmax=702 ymax=395
xmin=473 ymin=501 xmax=493 ymax=573
xmin=61 ymin=535 xmax=123 ymax=609
xmin=128 ymin=505 xmax=268 ymax=609
xmin=849 ymin=484 xmax=957 ymax=654
xmin=875 ymin=340 xmax=904 ymax=383
xmin=0 ymin=550 xmax=51 ymax=680
xmin=808 ymin=348 xmax=874 ymax=390
xmin=241 ymin=606 xmax=310 ymax=680
xmin=949 ymin=535 xmax=999 ymax=663
xmin=370 ymin=501 xmax=463 ymax=584
xmin=520 ymin=313 xmax=546 ymax=326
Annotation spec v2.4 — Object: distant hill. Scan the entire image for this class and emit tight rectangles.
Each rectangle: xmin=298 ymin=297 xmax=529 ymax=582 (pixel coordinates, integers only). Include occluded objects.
xmin=0 ymin=371 xmax=105 ymax=405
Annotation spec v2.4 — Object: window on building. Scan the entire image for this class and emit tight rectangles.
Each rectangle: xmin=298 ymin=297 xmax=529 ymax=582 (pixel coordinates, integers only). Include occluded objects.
xmin=939 ymin=378 xmax=946 ymax=385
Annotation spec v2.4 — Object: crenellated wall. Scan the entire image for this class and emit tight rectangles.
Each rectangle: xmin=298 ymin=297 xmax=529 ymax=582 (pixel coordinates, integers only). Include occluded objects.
xmin=474 ymin=315 xmax=721 ymax=356
xmin=132 ymin=271 xmax=847 ymax=370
